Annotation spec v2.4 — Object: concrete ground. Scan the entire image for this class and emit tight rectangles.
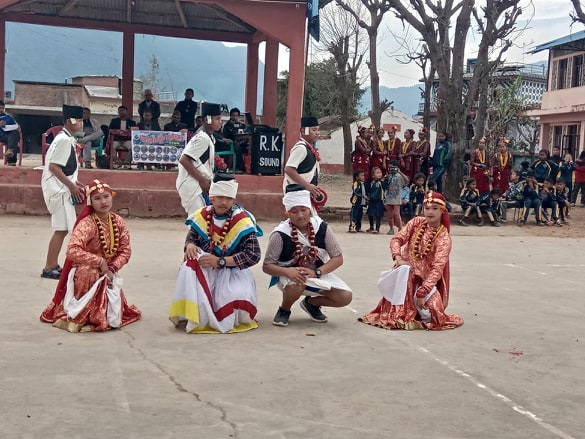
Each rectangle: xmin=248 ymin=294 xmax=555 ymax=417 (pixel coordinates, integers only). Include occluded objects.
xmin=1 ymin=214 xmax=583 ymax=439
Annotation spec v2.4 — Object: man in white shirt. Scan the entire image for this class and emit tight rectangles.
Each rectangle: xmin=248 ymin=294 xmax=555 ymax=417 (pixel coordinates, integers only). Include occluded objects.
xmin=283 ymin=116 xmax=322 ymax=213
xmin=176 ymin=102 xmax=223 ymax=216
xmin=40 ymin=105 xmax=86 ymax=280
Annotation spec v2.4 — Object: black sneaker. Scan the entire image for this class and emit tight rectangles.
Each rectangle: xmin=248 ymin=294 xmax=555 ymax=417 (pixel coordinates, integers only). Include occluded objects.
xmin=300 ymin=297 xmax=328 ymax=323
xmin=273 ymin=307 xmax=291 ymax=327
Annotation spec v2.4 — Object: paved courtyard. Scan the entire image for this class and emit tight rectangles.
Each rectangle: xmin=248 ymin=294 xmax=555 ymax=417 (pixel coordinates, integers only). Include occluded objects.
xmin=1 ymin=214 xmax=583 ymax=439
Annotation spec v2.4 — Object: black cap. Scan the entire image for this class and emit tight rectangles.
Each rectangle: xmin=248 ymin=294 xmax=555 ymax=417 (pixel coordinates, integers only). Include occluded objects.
xmin=202 ymin=102 xmax=221 ymax=118
xmin=301 ymin=116 xmax=319 ymax=128
xmin=63 ymin=104 xmax=83 ymax=119
xmin=213 ymin=172 xmax=236 ymax=183
xmin=526 ymin=169 xmax=534 ymax=177
xmin=285 ymin=183 xmax=306 ymax=193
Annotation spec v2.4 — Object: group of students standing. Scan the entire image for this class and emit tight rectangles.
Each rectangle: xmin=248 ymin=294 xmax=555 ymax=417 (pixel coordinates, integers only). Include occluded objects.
xmin=349 ymin=124 xmax=453 ymax=235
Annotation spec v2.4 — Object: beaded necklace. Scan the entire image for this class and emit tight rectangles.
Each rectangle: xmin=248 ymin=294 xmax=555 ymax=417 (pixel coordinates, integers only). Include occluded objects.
xmin=499 ymin=152 xmax=509 ymax=169
xmin=411 ymin=222 xmax=444 ymax=260
xmin=377 ymin=139 xmax=385 ymax=152
xmin=290 ymin=221 xmax=318 ymax=267
xmin=302 ymin=139 xmax=321 ymax=162
xmin=476 ymin=148 xmax=485 ymax=164
xmin=206 ymin=207 xmax=232 ymax=255
xmin=94 ymin=213 xmax=120 ymax=258
xmin=402 ymin=139 xmax=412 ymax=154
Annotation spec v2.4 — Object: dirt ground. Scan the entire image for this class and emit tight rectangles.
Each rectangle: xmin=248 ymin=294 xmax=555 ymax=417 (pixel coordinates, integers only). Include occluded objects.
xmin=319 ymin=171 xmax=585 ymax=238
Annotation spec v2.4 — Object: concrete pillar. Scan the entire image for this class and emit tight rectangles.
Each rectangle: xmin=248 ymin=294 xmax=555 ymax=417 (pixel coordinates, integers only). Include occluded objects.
xmin=245 ymin=42 xmax=259 ymax=122
xmin=285 ymin=42 xmax=304 ymax=156
xmin=579 ymin=120 xmax=585 ymax=156
xmin=122 ymin=31 xmax=135 ymax=117
xmin=0 ymin=19 xmax=5 ymax=101
xmin=262 ymin=38 xmax=279 ymax=127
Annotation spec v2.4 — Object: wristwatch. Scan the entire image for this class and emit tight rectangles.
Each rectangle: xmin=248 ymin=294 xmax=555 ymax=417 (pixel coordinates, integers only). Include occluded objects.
xmin=218 ymin=257 xmax=227 ymax=268
xmin=315 ymin=268 xmax=322 ymax=278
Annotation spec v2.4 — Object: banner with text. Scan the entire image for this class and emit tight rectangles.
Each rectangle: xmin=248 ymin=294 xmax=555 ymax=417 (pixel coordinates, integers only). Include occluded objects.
xmin=131 ymin=130 xmax=187 ymax=164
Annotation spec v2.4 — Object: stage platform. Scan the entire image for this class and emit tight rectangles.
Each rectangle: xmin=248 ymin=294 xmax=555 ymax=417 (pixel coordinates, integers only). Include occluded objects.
xmin=0 ymin=158 xmax=286 ymax=220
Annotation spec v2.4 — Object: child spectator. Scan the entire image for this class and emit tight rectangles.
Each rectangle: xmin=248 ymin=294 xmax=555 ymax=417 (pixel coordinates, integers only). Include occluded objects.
xmin=427 ymin=180 xmax=452 ymax=212
xmin=558 ymin=154 xmax=576 ymax=202
xmin=532 ymin=149 xmax=559 ymax=184
xmin=479 ymin=187 xmax=503 ymax=227
xmin=501 ymin=169 xmax=525 ymax=221
xmin=410 ymin=173 xmax=426 ymax=217
xmin=571 ymin=150 xmax=585 ymax=207
xmin=519 ymin=160 xmax=531 ymax=181
xmin=459 ymin=178 xmax=482 ymax=226
xmin=555 ymin=179 xmax=570 ymax=224
xmin=400 ymin=182 xmax=412 ymax=223
xmin=366 ymin=167 xmax=385 ymax=234
xmin=349 ymin=170 xmax=367 ymax=233
xmin=382 ymin=160 xmax=408 ymax=235
xmin=519 ymin=171 xmax=544 ymax=226
xmin=539 ymin=177 xmax=562 ymax=226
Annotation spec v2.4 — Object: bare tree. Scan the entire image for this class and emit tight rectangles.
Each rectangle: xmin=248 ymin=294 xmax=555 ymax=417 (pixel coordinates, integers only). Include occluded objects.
xmin=335 ymin=0 xmax=391 ymax=129
xmin=319 ymin=2 xmax=367 ymax=174
xmin=570 ymin=0 xmax=585 ymax=24
xmin=386 ymin=0 xmax=522 ymax=200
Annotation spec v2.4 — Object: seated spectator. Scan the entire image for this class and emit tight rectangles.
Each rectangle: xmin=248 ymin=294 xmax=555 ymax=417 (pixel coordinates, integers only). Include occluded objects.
xmin=169 ymin=174 xmax=263 ymax=333
xmin=76 ymin=107 xmax=103 ymax=169
xmin=263 ymin=185 xmax=353 ymax=327
xmin=109 ymin=105 xmax=136 ymax=170
xmin=164 ymin=110 xmax=188 ymax=132
xmin=555 ymin=179 xmax=570 ymax=224
xmin=501 ymin=169 xmax=525 ymax=221
xmin=137 ymin=109 xmax=161 ymax=171
xmin=0 ymin=100 xmax=20 ymax=166
xmin=194 ymin=116 xmax=204 ymax=133
xmin=459 ymin=178 xmax=482 ymax=226
xmin=539 ymin=177 xmax=562 ymax=226
xmin=519 ymin=171 xmax=544 ymax=226
xmin=222 ymin=107 xmax=248 ymax=174
xmin=138 ymin=89 xmax=161 ymax=125
xmin=479 ymin=188 xmax=503 ymax=227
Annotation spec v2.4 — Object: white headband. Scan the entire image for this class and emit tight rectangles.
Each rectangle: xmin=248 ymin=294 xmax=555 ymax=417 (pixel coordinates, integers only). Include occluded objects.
xmin=209 ymin=180 xmax=238 ymax=199
xmin=283 ymin=190 xmax=311 ymax=211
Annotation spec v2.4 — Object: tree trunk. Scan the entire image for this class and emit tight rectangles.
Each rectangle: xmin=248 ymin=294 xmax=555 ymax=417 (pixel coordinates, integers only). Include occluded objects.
xmin=368 ymin=29 xmax=381 ymax=128
xmin=342 ymin=121 xmax=353 ymax=175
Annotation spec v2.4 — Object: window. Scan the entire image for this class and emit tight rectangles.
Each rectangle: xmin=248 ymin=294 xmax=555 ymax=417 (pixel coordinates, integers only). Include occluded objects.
xmin=558 ymin=58 xmax=568 ymax=89
xmin=573 ymin=55 xmax=584 ymax=87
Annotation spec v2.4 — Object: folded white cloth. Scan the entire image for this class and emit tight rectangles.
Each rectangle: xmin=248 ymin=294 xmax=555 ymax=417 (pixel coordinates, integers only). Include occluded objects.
xmin=414 ymin=287 xmax=437 ymax=323
xmin=377 ymin=264 xmax=411 ymax=304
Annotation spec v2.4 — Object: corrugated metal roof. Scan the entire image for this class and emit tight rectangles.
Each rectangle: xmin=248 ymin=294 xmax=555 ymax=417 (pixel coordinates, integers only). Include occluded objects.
xmin=528 ymin=30 xmax=585 ymax=54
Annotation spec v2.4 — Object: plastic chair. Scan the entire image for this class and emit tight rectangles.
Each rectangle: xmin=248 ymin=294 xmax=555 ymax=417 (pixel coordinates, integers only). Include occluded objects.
xmin=41 ymin=125 xmax=64 ymax=165
xmin=0 ymin=131 xmax=23 ymax=166
xmin=216 ymin=140 xmax=237 ymax=173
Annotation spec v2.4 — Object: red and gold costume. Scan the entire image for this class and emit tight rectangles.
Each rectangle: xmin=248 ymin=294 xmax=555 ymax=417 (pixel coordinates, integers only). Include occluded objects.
xmin=359 ymin=192 xmax=463 ymax=330
xmin=411 ymin=137 xmax=431 ymax=177
xmin=352 ymin=133 xmax=371 ymax=177
xmin=491 ymin=150 xmax=513 ymax=194
xmin=469 ymin=147 xmax=491 ymax=194
xmin=370 ymin=138 xmax=387 ymax=175
xmin=40 ymin=180 xmax=141 ymax=332
xmin=399 ymin=137 xmax=415 ymax=177
xmin=386 ymin=137 xmax=401 ymax=165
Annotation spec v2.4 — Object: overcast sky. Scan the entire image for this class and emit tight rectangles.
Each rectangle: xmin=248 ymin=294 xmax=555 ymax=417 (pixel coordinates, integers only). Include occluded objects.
xmin=269 ymin=0 xmax=582 ymax=88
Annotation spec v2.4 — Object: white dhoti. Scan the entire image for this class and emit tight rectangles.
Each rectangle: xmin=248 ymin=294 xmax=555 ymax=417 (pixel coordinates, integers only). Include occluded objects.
xmin=176 ymin=179 xmax=208 ymax=217
xmin=169 ymin=258 xmax=258 ymax=334
xmin=275 ymin=272 xmax=352 ymax=297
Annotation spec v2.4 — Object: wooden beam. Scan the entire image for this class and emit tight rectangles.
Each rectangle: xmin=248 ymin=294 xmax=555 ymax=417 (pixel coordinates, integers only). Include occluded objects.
xmin=59 ymin=0 xmax=80 ymax=16
xmin=0 ymin=1 xmax=19 ymax=9
xmin=0 ymin=12 xmax=252 ymax=44
xmin=175 ymin=0 xmax=188 ymax=28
